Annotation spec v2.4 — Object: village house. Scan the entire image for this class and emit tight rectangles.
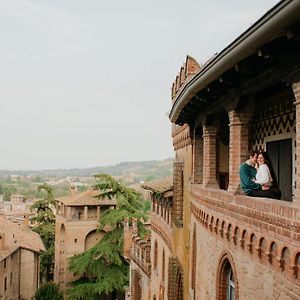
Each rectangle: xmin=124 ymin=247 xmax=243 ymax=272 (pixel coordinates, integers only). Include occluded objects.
xmin=54 ymin=187 xmax=116 ymax=289
xmin=0 ymin=216 xmax=45 ymax=300
xmin=128 ymin=0 xmax=300 ymax=299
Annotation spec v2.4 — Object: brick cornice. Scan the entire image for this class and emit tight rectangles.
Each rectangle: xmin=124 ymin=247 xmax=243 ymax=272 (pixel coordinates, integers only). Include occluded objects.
xmin=191 ymin=187 xmax=300 ymax=240
xmin=151 ymin=217 xmax=173 ymax=252
xmin=190 ymin=185 xmax=300 ymax=283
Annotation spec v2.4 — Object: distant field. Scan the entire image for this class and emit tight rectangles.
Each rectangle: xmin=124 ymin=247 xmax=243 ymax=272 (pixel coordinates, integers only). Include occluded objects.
xmin=0 ymin=158 xmax=173 ymax=199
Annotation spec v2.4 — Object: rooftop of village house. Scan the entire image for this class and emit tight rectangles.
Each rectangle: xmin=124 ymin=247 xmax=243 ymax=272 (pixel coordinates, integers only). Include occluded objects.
xmin=0 ymin=216 xmax=45 ymax=260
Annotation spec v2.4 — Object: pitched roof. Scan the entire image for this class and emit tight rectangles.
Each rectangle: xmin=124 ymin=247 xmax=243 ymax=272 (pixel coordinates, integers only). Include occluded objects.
xmin=0 ymin=216 xmax=45 ymax=260
xmin=141 ymin=177 xmax=173 ymax=194
xmin=56 ymin=189 xmax=116 ymax=206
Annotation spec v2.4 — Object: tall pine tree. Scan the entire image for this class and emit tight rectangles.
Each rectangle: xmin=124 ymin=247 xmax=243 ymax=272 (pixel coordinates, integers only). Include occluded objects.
xmin=30 ymin=183 xmax=56 ymax=282
xmin=68 ymin=174 xmax=149 ymax=299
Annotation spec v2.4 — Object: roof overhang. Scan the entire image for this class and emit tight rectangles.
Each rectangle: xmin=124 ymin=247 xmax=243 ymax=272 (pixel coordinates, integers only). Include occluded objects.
xmin=169 ymin=0 xmax=300 ymax=124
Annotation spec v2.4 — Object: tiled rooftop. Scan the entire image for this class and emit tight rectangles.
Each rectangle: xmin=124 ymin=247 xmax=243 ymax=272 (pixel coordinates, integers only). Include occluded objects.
xmin=0 ymin=216 xmax=45 ymax=260
xmin=56 ymin=189 xmax=117 ymax=206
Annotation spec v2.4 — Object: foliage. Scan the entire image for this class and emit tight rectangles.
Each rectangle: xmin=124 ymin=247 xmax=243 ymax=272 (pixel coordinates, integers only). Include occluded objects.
xmin=34 ymin=282 xmax=64 ymax=300
xmin=0 ymin=176 xmax=70 ymax=200
xmin=68 ymin=174 xmax=149 ymax=299
xmin=31 ymin=184 xmax=56 ymax=281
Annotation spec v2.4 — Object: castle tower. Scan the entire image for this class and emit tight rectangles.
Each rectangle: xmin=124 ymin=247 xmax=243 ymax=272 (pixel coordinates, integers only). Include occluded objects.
xmin=54 ymin=188 xmax=116 ymax=289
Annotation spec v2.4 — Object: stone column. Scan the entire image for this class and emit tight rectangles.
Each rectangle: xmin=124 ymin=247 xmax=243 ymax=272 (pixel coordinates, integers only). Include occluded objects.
xmin=202 ymin=124 xmax=218 ymax=188
xmin=292 ymin=81 xmax=300 ymax=205
xmin=227 ymin=109 xmax=252 ymax=193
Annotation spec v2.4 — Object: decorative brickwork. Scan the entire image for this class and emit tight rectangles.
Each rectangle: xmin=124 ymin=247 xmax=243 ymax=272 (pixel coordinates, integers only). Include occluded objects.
xmin=252 ymin=98 xmax=295 ymax=151
xmin=171 ymin=56 xmax=201 ymax=102
xmin=168 ymin=257 xmax=183 ymax=300
xmin=172 ymin=124 xmax=192 ymax=150
xmin=132 ymin=270 xmax=142 ymax=300
xmin=190 ymin=191 xmax=300 ymax=285
xmin=173 ymin=161 xmax=184 ymax=227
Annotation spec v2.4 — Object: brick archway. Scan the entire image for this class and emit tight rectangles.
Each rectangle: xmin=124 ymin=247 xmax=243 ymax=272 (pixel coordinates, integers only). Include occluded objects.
xmin=216 ymin=252 xmax=239 ymax=300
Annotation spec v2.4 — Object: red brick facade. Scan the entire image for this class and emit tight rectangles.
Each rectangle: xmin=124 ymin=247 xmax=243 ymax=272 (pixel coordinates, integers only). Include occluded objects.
xmin=129 ymin=1 xmax=300 ymax=299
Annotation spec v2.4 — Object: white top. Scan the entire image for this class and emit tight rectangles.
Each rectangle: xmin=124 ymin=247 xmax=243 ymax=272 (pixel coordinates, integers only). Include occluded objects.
xmin=255 ymin=164 xmax=273 ymax=186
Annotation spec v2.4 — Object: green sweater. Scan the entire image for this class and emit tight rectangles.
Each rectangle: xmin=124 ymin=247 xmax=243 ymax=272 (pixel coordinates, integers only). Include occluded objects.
xmin=240 ymin=163 xmax=261 ymax=194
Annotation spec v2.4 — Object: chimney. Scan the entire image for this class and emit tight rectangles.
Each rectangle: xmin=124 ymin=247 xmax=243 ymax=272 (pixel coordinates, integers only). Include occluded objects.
xmin=22 ymin=214 xmax=29 ymax=228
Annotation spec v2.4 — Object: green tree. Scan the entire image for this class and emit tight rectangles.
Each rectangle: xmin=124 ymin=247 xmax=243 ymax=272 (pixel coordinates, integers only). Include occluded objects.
xmin=34 ymin=282 xmax=63 ymax=300
xmin=68 ymin=174 xmax=149 ymax=300
xmin=31 ymin=184 xmax=56 ymax=281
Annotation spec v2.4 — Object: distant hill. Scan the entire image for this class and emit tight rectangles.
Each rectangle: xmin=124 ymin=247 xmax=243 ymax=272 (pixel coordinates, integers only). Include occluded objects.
xmin=0 ymin=158 xmax=173 ymax=182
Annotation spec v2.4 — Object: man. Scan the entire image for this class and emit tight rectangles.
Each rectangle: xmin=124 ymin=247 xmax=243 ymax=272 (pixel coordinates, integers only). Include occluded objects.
xmin=240 ymin=150 xmax=276 ymax=199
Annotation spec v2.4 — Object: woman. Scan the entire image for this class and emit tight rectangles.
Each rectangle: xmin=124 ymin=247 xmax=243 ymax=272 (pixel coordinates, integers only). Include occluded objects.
xmin=255 ymin=151 xmax=281 ymax=199
xmin=255 ymin=152 xmax=273 ymax=187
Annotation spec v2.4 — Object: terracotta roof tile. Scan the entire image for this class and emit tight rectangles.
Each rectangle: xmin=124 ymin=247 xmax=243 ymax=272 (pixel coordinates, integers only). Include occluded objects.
xmin=56 ymin=189 xmax=116 ymax=206
xmin=0 ymin=216 xmax=45 ymax=260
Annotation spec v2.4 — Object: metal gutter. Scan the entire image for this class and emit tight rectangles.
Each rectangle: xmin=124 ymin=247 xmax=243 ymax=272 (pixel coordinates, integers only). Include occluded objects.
xmin=169 ymin=0 xmax=300 ymax=123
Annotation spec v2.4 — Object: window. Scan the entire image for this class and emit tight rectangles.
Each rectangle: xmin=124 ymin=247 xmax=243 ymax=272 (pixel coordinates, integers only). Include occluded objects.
xmin=4 ymin=277 xmax=7 ymax=291
xmin=4 ymin=258 xmax=6 ymax=268
xmin=217 ymin=257 xmax=237 ymax=300
xmin=227 ymin=268 xmax=235 ymax=300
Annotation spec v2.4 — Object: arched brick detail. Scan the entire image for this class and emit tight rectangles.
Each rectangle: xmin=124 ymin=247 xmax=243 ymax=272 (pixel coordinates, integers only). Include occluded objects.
xmin=190 ymin=202 xmax=300 ymax=283
xmin=132 ymin=270 xmax=142 ymax=300
xmin=248 ymin=233 xmax=257 ymax=254
xmin=293 ymin=252 xmax=300 ymax=280
xmin=268 ymin=241 xmax=278 ymax=266
xmin=233 ymin=227 xmax=239 ymax=245
xmin=258 ymin=237 xmax=267 ymax=263
xmin=280 ymin=247 xmax=291 ymax=273
xmin=216 ymin=252 xmax=239 ymax=300
xmin=168 ymin=257 xmax=183 ymax=300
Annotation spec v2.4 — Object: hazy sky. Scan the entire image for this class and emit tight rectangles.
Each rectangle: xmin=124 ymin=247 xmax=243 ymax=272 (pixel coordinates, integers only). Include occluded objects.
xmin=1 ymin=0 xmax=279 ymax=170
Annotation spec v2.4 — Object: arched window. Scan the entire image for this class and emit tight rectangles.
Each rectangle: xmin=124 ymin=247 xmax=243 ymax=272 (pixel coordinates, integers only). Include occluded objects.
xmin=227 ymin=267 xmax=235 ymax=300
xmin=217 ymin=256 xmax=238 ymax=300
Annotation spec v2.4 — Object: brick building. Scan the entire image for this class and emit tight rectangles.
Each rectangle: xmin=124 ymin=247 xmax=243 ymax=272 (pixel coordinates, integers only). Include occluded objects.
xmin=0 ymin=216 xmax=45 ymax=300
xmin=54 ymin=188 xmax=116 ymax=289
xmin=129 ymin=1 xmax=300 ymax=299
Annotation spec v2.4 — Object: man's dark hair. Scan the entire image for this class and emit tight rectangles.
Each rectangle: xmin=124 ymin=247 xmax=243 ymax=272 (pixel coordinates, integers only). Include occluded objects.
xmin=248 ymin=149 xmax=257 ymax=158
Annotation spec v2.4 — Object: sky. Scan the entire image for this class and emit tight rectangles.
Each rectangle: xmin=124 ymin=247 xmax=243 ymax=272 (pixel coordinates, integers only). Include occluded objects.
xmin=0 ymin=0 xmax=279 ymax=170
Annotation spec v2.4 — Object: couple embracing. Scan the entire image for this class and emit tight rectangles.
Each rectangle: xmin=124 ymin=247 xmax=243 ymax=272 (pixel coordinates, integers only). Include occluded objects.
xmin=240 ymin=150 xmax=281 ymax=200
